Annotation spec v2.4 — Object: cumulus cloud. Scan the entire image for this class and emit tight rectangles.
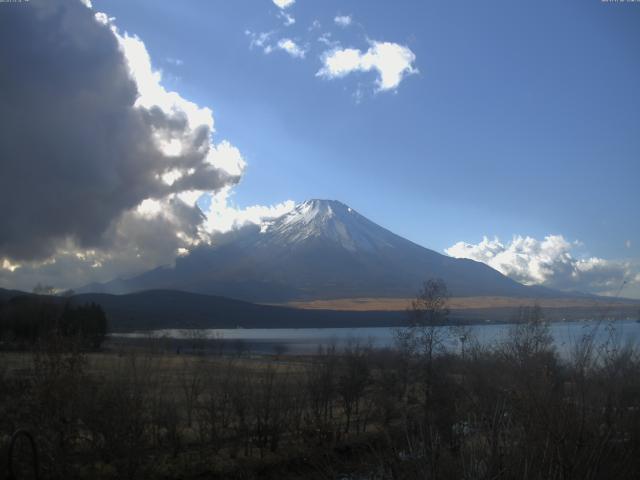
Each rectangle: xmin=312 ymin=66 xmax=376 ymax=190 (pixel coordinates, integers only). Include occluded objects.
xmin=0 ymin=0 xmax=238 ymax=262
xmin=203 ymin=187 xmax=295 ymax=235
xmin=207 ymin=140 xmax=246 ymax=177
xmin=334 ymin=15 xmax=352 ymax=27
xmin=0 ymin=199 xmax=206 ymax=293
xmin=317 ymin=41 xmax=418 ymax=91
xmin=272 ymin=0 xmax=295 ymax=9
xmin=445 ymin=235 xmax=639 ymax=297
xmin=277 ymin=38 xmax=306 ymax=58
xmin=0 ymin=0 xmax=291 ymax=292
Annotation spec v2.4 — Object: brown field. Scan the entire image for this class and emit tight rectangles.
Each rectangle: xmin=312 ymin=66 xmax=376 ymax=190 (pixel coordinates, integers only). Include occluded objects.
xmin=275 ymin=295 xmax=638 ymax=311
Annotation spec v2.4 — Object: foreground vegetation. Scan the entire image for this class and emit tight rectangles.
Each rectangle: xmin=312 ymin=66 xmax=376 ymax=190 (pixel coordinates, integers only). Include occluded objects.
xmin=1 ymin=334 xmax=639 ymax=478
xmin=1 ymin=282 xmax=639 ymax=479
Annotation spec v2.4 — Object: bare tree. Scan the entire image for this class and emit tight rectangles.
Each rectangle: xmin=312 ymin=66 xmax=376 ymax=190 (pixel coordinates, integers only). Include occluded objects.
xmin=338 ymin=341 xmax=371 ymax=434
xmin=197 ymin=359 xmax=235 ymax=453
xmin=397 ymin=278 xmax=450 ymax=359
xmin=180 ymin=356 xmax=205 ymax=428
xmin=396 ymin=279 xmax=450 ymax=399
xmin=503 ymin=304 xmax=552 ymax=364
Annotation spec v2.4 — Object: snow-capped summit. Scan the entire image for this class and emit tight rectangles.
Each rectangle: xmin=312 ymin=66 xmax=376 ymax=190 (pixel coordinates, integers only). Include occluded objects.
xmin=261 ymin=199 xmax=395 ymax=252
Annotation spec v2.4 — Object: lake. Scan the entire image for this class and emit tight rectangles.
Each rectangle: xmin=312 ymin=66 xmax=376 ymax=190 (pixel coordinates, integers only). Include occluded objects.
xmin=110 ymin=319 xmax=640 ymax=356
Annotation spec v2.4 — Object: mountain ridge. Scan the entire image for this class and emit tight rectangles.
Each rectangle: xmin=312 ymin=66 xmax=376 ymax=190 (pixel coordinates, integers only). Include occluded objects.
xmin=78 ymin=199 xmax=574 ymax=302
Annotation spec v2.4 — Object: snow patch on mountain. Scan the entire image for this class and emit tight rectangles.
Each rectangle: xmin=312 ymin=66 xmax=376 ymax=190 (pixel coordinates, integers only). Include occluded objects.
xmin=260 ymin=199 xmax=396 ymax=252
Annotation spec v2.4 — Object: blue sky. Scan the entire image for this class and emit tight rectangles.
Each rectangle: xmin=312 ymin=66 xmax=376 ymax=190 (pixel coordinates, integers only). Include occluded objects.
xmin=92 ymin=0 xmax=639 ymax=262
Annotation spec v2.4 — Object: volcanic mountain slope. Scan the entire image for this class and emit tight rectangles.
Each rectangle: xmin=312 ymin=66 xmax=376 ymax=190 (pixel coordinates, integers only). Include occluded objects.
xmin=82 ymin=199 xmax=557 ymax=302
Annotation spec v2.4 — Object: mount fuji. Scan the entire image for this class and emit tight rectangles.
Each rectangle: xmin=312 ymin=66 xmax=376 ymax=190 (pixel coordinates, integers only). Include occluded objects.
xmin=81 ymin=200 xmax=555 ymax=302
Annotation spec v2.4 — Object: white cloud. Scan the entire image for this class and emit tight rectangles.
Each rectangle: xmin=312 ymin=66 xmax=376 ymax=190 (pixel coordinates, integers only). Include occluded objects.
xmin=246 ymin=30 xmax=276 ymax=54
xmin=277 ymin=38 xmax=306 ymax=58
xmin=94 ymin=11 xmax=114 ymax=25
xmin=207 ymin=140 xmax=246 ymax=177
xmin=203 ymin=187 xmax=295 ymax=234
xmin=317 ymin=41 xmax=418 ymax=91
xmin=247 ymin=33 xmax=305 ymax=59
xmin=318 ymin=32 xmax=340 ymax=48
xmin=334 ymin=15 xmax=352 ymax=27
xmin=272 ymin=0 xmax=295 ymax=9
xmin=116 ymin=30 xmax=215 ymax=133
xmin=1 ymin=259 xmax=19 ymax=273
xmin=247 ymin=6 xmax=415 ymax=98
xmin=279 ymin=11 xmax=295 ymax=26
xmin=165 ymin=57 xmax=183 ymax=66
xmin=445 ymin=235 xmax=639 ymax=297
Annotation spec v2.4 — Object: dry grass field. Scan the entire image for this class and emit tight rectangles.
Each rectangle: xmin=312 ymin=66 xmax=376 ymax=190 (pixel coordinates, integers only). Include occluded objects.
xmin=277 ymin=295 xmax=638 ymax=311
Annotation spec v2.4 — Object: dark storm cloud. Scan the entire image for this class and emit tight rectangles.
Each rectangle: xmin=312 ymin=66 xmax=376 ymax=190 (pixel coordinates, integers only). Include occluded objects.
xmin=0 ymin=0 xmax=235 ymax=261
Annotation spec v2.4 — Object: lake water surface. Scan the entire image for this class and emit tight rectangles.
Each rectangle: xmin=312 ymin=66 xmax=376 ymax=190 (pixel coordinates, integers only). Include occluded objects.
xmin=111 ymin=319 xmax=640 ymax=356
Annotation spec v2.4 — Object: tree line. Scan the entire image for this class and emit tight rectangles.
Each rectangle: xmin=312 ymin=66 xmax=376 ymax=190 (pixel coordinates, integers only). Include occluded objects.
xmin=0 ymin=295 xmax=107 ymax=349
